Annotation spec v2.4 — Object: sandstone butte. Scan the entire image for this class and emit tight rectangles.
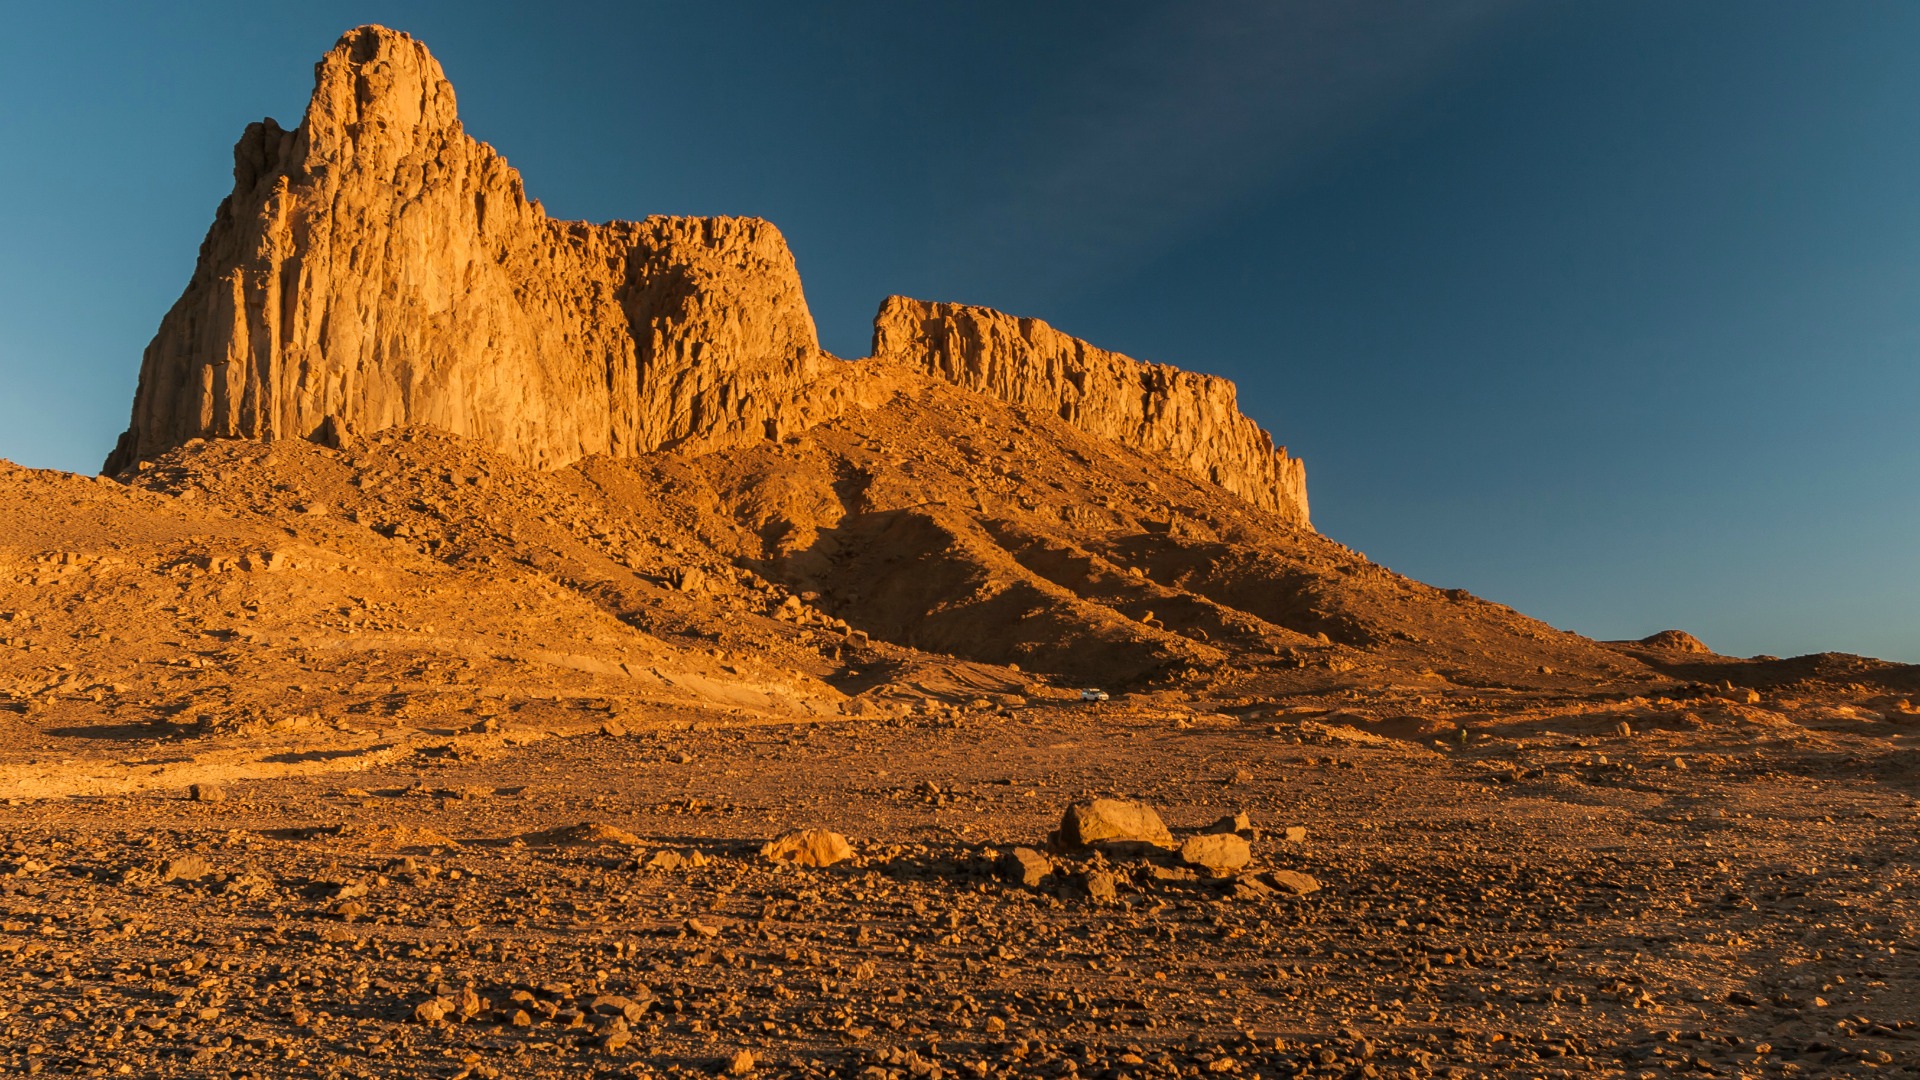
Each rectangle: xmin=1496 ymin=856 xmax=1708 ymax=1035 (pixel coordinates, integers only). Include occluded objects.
xmin=106 ymin=24 xmax=1309 ymax=528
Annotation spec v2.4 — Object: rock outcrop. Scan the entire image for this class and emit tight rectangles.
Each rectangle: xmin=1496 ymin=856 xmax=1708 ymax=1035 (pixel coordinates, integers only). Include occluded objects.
xmin=107 ymin=25 xmax=827 ymax=474
xmin=870 ymin=297 xmax=1309 ymax=525
xmin=107 ymin=24 xmax=1308 ymax=530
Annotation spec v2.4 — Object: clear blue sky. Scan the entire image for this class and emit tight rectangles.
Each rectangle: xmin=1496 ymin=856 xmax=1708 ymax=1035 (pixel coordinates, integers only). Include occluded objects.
xmin=2 ymin=2 xmax=1916 ymax=662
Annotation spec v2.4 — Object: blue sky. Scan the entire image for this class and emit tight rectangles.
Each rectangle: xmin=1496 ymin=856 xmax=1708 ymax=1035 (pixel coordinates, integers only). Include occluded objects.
xmin=2 ymin=2 xmax=1916 ymax=662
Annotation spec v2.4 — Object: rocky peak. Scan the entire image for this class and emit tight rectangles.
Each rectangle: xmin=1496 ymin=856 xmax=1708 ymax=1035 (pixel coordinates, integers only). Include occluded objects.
xmin=106 ymin=25 xmax=1308 ymax=529
xmin=107 ymin=25 xmax=824 ymax=475
xmin=303 ymin=26 xmax=462 ymax=176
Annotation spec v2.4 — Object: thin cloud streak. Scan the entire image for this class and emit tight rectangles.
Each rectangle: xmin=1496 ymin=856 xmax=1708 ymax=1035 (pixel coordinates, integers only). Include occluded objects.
xmin=931 ymin=1 xmax=1526 ymax=309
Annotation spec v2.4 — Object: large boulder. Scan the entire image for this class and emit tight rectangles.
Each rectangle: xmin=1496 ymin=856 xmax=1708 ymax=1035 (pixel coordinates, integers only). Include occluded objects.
xmin=1056 ymin=798 xmax=1175 ymax=850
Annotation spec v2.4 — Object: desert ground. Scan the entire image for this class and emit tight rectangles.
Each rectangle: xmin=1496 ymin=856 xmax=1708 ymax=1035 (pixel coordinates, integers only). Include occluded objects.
xmin=6 ymin=23 xmax=1918 ymax=1080
xmin=3 ymin=424 xmax=1917 ymax=1080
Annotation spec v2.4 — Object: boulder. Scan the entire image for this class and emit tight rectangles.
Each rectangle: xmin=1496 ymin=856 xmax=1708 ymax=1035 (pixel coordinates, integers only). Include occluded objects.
xmin=1056 ymin=798 xmax=1174 ymax=850
xmin=1180 ymin=833 xmax=1252 ymax=876
xmin=1266 ymin=869 xmax=1322 ymax=896
xmin=997 ymin=847 xmax=1053 ymax=888
xmin=761 ymin=829 xmax=853 ymax=868
xmin=159 ymin=856 xmax=212 ymax=882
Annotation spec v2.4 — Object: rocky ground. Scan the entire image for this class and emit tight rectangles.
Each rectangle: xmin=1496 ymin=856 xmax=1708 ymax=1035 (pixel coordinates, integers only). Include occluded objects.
xmin=19 ymin=23 xmax=1916 ymax=1074
xmin=3 ymin=692 xmax=1916 ymax=1079
xmin=4 ymin=409 xmax=1918 ymax=1079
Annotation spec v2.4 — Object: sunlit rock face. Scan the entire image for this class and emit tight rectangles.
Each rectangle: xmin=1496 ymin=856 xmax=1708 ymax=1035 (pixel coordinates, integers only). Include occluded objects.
xmin=872 ymin=296 xmax=1309 ymax=525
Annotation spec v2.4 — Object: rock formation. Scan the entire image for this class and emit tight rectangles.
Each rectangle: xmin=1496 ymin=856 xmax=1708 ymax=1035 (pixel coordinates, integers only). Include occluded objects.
xmin=107 ymin=25 xmax=825 ymax=474
xmin=871 ymin=297 xmax=1309 ymax=525
xmin=106 ymin=24 xmax=1309 ymax=528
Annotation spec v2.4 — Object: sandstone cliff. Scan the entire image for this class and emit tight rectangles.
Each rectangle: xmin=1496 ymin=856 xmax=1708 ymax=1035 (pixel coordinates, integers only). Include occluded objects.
xmin=107 ymin=26 xmax=827 ymax=474
xmin=108 ymin=25 xmax=1308 ymax=530
xmin=870 ymin=297 xmax=1309 ymax=525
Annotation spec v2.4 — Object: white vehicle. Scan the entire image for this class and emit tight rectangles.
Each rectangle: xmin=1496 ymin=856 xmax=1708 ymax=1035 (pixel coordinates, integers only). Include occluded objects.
xmin=1079 ymin=688 xmax=1109 ymax=702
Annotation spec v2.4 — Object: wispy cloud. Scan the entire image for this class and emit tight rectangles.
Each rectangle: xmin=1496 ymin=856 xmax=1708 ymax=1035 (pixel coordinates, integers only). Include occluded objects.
xmin=935 ymin=0 xmax=1525 ymax=305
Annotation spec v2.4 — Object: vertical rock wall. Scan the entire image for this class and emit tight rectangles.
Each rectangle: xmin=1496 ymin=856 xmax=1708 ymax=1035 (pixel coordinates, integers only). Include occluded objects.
xmin=107 ymin=25 xmax=1309 ymax=531
xmin=870 ymin=297 xmax=1309 ymax=525
xmin=106 ymin=26 xmax=822 ymax=473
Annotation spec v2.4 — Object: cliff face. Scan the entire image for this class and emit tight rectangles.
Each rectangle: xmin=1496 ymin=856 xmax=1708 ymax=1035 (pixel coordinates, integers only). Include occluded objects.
xmin=870 ymin=297 xmax=1309 ymax=525
xmin=107 ymin=26 xmax=823 ymax=474
xmin=109 ymin=25 xmax=1309 ymax=528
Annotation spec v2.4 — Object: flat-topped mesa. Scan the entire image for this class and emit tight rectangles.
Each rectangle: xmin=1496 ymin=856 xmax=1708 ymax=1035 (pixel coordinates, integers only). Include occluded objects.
xmin=106 ymin=25 xmax=823 ymax=474
xmin=871 ymin=297 xmax=1310 ymax=526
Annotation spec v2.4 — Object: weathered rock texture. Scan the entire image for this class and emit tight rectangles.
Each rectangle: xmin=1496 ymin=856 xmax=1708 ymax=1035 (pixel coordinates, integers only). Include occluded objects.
xmin=107 ymin=24 xmax=1309 ymax=529
xmin=107 ymin=25 xmax=827 ymax=474
xmin=870 ymin=297 xmax=1309 ymax=525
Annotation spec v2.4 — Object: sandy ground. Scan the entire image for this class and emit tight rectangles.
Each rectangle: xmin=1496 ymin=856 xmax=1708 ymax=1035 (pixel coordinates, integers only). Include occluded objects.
xmin=4 ymin=412 xmax=1918 ymax=1079
xmin=3 ymin=694 xmax=1916 ymax=1079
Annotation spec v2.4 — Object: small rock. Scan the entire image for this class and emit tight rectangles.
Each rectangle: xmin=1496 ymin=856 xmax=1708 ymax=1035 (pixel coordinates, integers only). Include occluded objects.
xmin=412 ymin=997 xmax=451 ymax=1023
xmin=1081 ymin=870 xmax=1120 ymax=904
xmin=1057 ymin=798 xmax=1174 ymax=850
xmin=590 ymin=994 xmax=653 ymax=1023
xmin=188 ymin=782 xmax=227 ymax=803
xmin=1280 ymin=825 xmax=1308 ymax=843
xmin=761 ymin=829 xmax=853 ymax=868
xmin=1206 ymin=812 xmax=1252 ymax=836
xmin=643 ymin=848 xmax=709 ymax=872
xmin=1227 ymin=768 xmax=1254 ymax=785
xmin=1180 ymin=833 xmax=1252 ymax=876
xmin=159 ymin=856 xmax=212 ymax=882
xmin=1231 ymin=877 xmax=1276 ymax=901
xmin=526 ymin=822 xmax=641 ymax=846
xmin=670 ymin=751 xmax=694 ymax=765
xmin=685 ymin=917 xmax=721 ymax=939
xmin=997 ymin=847 xmax=1052 ymax=888
xmin=1266 ymin=869 xmax=1321 ymax=896
xmin=728 ymin=1049 xmax=757 ymax=1075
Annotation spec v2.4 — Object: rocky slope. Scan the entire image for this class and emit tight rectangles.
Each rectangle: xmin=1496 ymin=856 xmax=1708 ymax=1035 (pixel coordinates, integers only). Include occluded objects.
xmin=873 ymin=297 xmax=1310 ymax=524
